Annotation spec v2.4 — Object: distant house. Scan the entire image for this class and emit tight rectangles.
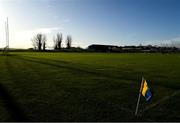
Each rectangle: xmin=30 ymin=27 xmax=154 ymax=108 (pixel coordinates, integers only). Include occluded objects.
xmin=88 ymin=44 xmax=118 ymax=52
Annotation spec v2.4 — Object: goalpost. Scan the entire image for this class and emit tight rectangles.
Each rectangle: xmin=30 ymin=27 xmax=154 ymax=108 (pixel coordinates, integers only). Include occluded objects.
xmin=3 ymin=17 xmax=9 ymax=53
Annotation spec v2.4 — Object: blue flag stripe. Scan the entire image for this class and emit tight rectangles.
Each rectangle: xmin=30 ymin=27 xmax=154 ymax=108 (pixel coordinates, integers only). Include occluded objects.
xmin=145 ymin=89 xmax=152 ymax=101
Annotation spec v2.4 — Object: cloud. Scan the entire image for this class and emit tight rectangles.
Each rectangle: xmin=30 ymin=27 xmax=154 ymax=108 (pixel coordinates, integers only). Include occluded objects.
xmin=10 ymin=27 xmax=63 ymax=48
xmin=62 ymin=19 xmax=71 ymax=23
xmin=169 ymin=37 xmax=180 ymax=48
xmin=33 ymin=27 xmax=63 ymax=34
xmin=153 ymin=36 xmax=180 ymax=48
xmin=17 ymin=27 xmax=63 ymax=36
xmin=170 ymin=37 xmax=180 ymax=42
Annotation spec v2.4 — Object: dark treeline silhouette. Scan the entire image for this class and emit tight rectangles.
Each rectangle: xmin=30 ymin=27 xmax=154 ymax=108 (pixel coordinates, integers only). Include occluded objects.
xmin=88 ymin=44 xmax=180 ymax=53
xmin=1 ymin=44 xmax=179 ymax=53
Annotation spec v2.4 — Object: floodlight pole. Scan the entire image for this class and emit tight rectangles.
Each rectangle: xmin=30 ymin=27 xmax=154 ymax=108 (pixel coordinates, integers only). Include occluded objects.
xmin=135 ymin=77 xmax=144 ymax=116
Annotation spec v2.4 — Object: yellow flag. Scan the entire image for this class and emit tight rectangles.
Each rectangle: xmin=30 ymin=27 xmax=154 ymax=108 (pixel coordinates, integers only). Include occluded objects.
xmin=142 ymin=80 xmax=149 ymax=97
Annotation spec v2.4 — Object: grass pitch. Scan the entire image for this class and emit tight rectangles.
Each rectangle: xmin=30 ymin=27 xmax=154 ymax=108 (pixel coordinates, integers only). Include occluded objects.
xmin=0 ymin=52 xmax=179 ymax=121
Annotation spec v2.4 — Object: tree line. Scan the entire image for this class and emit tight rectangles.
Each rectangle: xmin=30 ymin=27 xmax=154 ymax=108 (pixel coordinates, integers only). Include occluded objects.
xmin=31 ymin=33 xmax=72 ymax=51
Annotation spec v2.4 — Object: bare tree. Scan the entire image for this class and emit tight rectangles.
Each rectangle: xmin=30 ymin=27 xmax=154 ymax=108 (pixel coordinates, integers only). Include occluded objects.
xmin=32 ymin=40 xmax=37 ymax=50
xmin=31 ymin=33 xmax=46 ymax=51
xmin=54 ymin=33 xmax=63 ymax=50
xmin=66 ymin=35 xmax=72 ymax=49
xmin=32 ymin=33 xmax=42 ymax=51
xmin=57 ymin=33 xmax=62 ymax=49
xmin=42 ymin=35 xmax=47 ymax=51
xmin=53 ymin=36 xmax=57 ymax=50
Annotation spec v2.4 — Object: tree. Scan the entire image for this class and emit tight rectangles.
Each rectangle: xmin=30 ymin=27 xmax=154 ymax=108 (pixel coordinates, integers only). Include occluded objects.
xmin=42 ymin=35 xmax=47 ymax=51
xmin=53 ymin=36 xmax=57 ymax=50
xmin=57 ymin=33 xmax=62 ymax=49
xmin=66 ymin=35 xmax=72 ymax=49
xmin=54 ymin=33 xmax=62 ymax=50
xmin=32 ymin=40 xmax=37 ymax=50
xmin=31 ymin=33 xmax=46 ymax=51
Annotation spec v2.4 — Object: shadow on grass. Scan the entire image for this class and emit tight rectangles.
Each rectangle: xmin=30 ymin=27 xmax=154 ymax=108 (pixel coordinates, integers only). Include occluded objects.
xmin=0 ymin=53 xmax=18 ymax=57
xmin=10 ymin=54 xmax=138 ymax=82
xmin=14 ymin=55 xmax=180 ymax=90
xmin=0 ymin=83 xmax=28 ymax=121
xmin=0 ymin=55 xmax=29 ymax=121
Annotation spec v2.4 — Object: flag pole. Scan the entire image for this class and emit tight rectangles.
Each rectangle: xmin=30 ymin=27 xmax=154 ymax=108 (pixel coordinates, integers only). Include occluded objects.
xmin=135 ymin=77 xmax=144 ymax=116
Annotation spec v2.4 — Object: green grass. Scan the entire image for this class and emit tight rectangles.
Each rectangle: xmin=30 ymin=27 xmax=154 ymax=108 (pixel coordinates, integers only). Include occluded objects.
xmin=0 ymin=52 xmax=179 ymax=121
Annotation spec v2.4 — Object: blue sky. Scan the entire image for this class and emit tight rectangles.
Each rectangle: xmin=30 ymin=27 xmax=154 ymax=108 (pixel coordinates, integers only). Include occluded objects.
xmin=0 ymin=0 xmax=180 ymax=48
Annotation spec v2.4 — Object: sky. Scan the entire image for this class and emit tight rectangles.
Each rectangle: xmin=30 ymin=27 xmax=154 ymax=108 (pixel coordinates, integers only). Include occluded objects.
xmin=0 ymin=0 xmax=180 ymax=49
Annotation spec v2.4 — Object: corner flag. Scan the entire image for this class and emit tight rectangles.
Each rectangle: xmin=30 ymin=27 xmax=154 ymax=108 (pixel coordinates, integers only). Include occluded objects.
xmin=135 ymin=77 xmax=153 ymax=116
xmin=142 ymin=80 xmax=152 ymax=101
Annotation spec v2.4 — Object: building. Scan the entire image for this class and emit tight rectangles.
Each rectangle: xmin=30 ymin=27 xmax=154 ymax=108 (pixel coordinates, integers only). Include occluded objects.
xmin=88 ymin=44 xmax=119 ymax=52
